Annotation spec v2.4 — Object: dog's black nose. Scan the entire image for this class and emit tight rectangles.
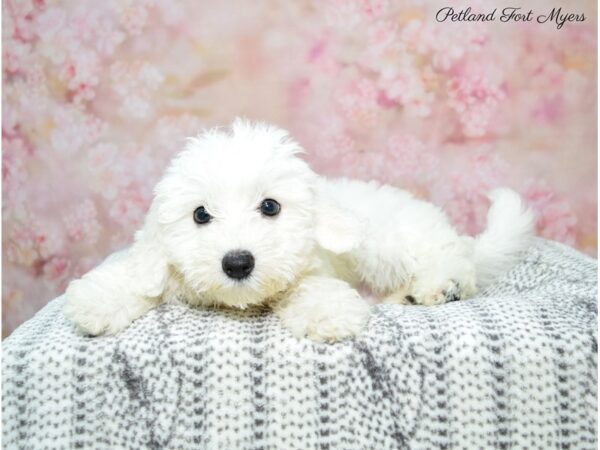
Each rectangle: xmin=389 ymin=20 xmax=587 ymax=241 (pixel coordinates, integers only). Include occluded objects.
xmin=222 ymin=250 xmax=254 ymax=280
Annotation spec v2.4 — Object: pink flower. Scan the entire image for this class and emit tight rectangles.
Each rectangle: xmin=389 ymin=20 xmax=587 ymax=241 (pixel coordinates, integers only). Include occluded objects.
xmin=71 ymin=83 xmax=96 ymax=103
xmin=5 ymin=218 xmax=64 ymax=268
xmin=530 ymin=62 xmax=564 ymax=91
xmin=5 ymin=0 xmax=37 ymax=43
xmin=58 ymin=49 xmax=100 ymax=97
xmin=324 ymin=0 xmax=390 ymax=30
xmin=155 ymin=114 xmax=205 ymax=151
xmin=109 ymin=62 xmax=164 ymax=120
xmin=365 ymin=19 xmax=398 ymax=54
xmin=300 ymin=117 xmax=357 ymax=175
xmin=5 ymin=228 xmax=39 ymax=267
xmin=109 ymin=184 xmax=151 ymax=229
xmin=117 ymin=4 xmax=149 ymax=36
xmin=2 ymin=137 xmax=28 ymax=203
xmin=335 ymin=74 xmax=381 ymax=127
xmin=359 ymin=0 xmax=389 ymax=19
xmin=401 ymin=19 xmax=488 ymax=71
xmin=34 ymin=8 xmax=66 ymax=39
xmin=42 ymin=255 xmax=71 ymax=282
xmin=377 ymin=66 xmax=434 ymax=117
xmin=447 ymin=73 xmax=505 ymax=137
xmin=324 ymin=1 xmax=366 ymax=28
xmin=94 ymin=19 xmax=125 ymax=56
xmin=2 ymin=106 xmax=20 ymax=137
xmin=3 ymin=40 xmax=32 ymax=74
xmin=383 ymin=133 xmax=436 ymax=185
xmin=63 ymin=199 xmax=101 ymax=244
xmin=50 ymin=107 xmax=105 ymax=154
xmin=523 ymin=183 xmax=577 ymax=246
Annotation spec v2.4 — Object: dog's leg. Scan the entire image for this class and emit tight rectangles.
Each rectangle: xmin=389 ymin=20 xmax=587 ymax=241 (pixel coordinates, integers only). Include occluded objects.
xmin=272 ymin=276 xmax=371 ymax=342
xmin=64 ymin=248 xmax=165 ymax=336
xmin=65 ymin=204 xmax=170 ymax=336
xmin=383 ymin=249 xmax=477 ymax=306
xmin=382 ymin=276 xmax=474 ymax=306
xmin=381 ymin=282 xmax=415 ymax=305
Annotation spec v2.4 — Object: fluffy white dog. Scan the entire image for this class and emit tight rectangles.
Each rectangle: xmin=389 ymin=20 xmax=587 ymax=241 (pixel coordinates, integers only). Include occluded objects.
xmin=64 ymin=119 xmax=533 ymax=342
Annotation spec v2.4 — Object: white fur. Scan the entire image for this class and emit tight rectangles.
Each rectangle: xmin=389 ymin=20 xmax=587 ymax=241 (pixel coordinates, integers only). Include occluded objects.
xmin=64 ymin=119 xmax=534 ymax=340
xmin=474 ymin=188 xmax=535 ymax=288
xmin=271 ymin=276 xmax=370 ymax=342
xmin=316 ymin=178 xmax=533 ymax=305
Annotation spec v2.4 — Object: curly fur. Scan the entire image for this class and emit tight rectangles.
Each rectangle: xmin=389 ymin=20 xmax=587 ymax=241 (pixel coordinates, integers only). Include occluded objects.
xmin=64 ymin=119 xmax=533 ymax=341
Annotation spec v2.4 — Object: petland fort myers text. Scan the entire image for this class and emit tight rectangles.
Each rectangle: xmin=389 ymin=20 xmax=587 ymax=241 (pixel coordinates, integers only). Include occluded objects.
xmin=436 ymin=7 xmax=585 ymax=29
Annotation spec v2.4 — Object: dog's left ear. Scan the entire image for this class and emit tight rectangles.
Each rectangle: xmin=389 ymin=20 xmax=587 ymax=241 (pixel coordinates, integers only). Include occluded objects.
xmin=314 ymin=200 xmax=365 ymax=254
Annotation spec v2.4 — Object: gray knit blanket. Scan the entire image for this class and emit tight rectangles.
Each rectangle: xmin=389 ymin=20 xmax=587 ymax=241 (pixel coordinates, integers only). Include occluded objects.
xmin=3 ymin=239 xmax=597 ymax=449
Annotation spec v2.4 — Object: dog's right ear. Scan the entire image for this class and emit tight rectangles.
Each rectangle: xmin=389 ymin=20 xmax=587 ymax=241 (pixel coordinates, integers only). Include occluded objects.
xmin=127 ymin=204 xmax=170 ymax=299
xmin=314 ymin=199 xmax=365 ymax=255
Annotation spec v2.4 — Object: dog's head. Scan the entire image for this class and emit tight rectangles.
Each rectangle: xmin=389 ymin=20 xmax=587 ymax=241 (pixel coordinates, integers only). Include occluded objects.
xmin=138 ymin=119 xmax=362 ymax=308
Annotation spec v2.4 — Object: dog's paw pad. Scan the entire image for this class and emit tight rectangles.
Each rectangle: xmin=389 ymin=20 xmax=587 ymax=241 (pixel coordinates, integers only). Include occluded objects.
xmin=416 ymin=279 xmax=464 ymax=306
xmin=404 ymin=295 xmax=416 ymax=304
xmin=441 ymin=280 xmax=461 ymax=302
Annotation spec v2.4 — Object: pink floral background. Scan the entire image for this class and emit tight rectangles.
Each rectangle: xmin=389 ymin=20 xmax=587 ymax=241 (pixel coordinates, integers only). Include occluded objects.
xmin=3 ymin=0 xmax=597 ymax=337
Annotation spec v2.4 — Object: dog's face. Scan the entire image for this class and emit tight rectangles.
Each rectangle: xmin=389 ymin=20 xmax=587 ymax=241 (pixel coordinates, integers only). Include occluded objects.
xmin=147 ymin=120 xmax=360 ymax=308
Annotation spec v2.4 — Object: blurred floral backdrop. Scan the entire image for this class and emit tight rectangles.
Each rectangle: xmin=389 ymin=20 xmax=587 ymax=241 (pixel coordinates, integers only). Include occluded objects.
xmin=3 ymin=0 xmax=597 ymax=336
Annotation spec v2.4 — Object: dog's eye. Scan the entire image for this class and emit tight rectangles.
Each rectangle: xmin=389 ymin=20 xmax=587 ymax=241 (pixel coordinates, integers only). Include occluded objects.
xmin=259 ymin=199 xmax=281 ymax=217
xmin=193 ymin=206 xmax=212 ymax=224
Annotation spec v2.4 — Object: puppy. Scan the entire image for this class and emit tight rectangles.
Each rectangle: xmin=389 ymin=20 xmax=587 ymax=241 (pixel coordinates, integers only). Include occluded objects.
xmin=64 ymin=119 xmax=533 ymax=342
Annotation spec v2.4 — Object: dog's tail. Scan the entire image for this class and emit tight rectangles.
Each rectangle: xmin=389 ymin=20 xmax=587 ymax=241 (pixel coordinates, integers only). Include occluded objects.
xmin=473 ymin=188 xmax=534 ymax=288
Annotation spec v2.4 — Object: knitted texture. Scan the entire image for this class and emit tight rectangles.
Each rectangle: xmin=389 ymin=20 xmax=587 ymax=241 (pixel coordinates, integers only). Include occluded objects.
xmin=3 ymin=239 xmax=597 ymax=449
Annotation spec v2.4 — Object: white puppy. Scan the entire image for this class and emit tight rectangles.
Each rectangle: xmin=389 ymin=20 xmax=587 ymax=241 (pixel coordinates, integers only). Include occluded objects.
xmin=64 ymin=119 xmax=533 ymax=342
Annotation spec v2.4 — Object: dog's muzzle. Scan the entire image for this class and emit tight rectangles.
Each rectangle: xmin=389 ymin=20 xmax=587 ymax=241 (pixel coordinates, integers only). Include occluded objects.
xmin=222 ymin=250 xmax=255 ymax=280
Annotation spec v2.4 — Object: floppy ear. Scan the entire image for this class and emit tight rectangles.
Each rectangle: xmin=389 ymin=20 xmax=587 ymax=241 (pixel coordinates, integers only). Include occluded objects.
xmin=127 ymin=202 xmax=170 ymax=298
xmin=314 ymin=200 xmax=365 ymax=254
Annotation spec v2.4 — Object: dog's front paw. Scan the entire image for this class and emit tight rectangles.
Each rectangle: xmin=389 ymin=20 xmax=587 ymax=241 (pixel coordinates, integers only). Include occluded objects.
xmin=64 ymin=279 xmax=118 ymax=336
xmin=64 ymin=278 xmax=153 ymax=336
xmin=275 ymin=277 xmax=371 ymax=343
